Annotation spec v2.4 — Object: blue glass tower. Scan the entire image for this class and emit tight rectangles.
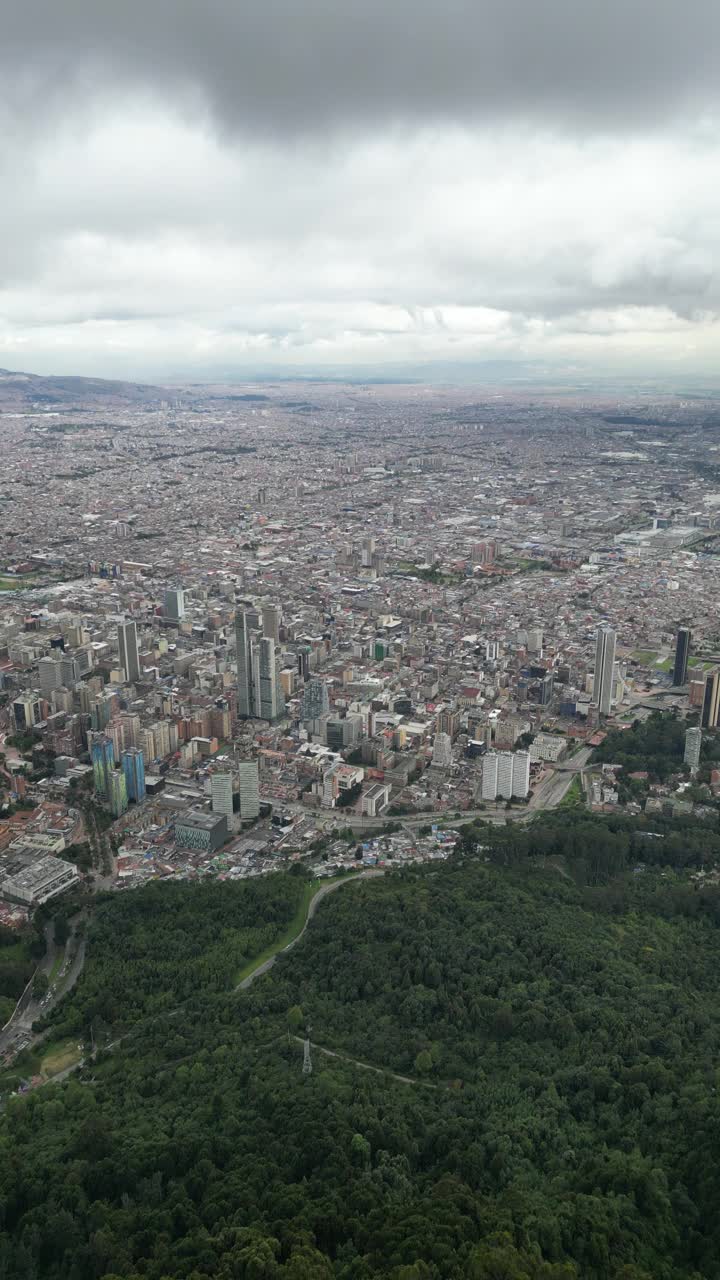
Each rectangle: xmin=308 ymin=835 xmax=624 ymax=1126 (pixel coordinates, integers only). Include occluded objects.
xmin=91 ymin=736 xmax=114 ymax=798
xmin=122 ymin=747 xmax=146 ymax=803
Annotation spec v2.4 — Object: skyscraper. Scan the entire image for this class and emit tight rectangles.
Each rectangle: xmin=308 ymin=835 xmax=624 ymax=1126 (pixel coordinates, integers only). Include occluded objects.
xmin=262 ymin=603 xmax=281 ymax=644
xmin=38 ymin=655 xmax=62 ymax=699
xmin=117 ymin=619 xmax=140 ymax=683
xmin=257 ymin=636 xmax=283 ymax=721
xmin=235 ymin=608 xmax=255 ymax=719
xmin=122 ymin=747 xmax=146 ymax=803
xmin=211 ymin=769 xmax=235 ymax=822
xmin=238 ymin=760 xmax=260 ymax=819
xmin=673 ymin=628 xmax=691 ymax=686
xmin=593 ymin=625 xmax=616 ymax=715
xmin=512 ymin=751 xmax=531 ymax=798
xmin=301 ymin=678 xmax=329 ymax=722
xmin=702 ymin=670 xmax=720 ymax=729
xmin=164 ymin=587 xmax=185 ymax=621
xmin=481 ymin=752 xmax=499 ymax=801
xmin=108 ymin=769 xmax=128 ymax=818
xmin=684 ymin=727 xmax=702 ymax=775
xmin=431 ymin=731 xmax=453 ymax=768
xmin=91 ymin=735 xmax=115 ymax=799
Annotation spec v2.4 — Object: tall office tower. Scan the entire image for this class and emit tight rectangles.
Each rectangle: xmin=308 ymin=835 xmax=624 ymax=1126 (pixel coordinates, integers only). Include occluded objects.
xmin=262 ymin=603 xmax=281 ymax=644
xmin=437 ymin=709 xmax=459 ymax=738
xmin=257 ymin=637 xmax=283 ymax=721
xmin=90 ymin=697 xmax=112 ymax=732
xmin=38 ymin=655 xmax=62 ymax=699
xmin=297 ymin=646 xmax=311 ymax=680
xmin=593 ymin=624 xmax=617 ymax=715
xmin=122 ymin=747 xmax=146 ymax=803
xmin=512 ymin=751 xmax=531 ymax=798
xmin=301 ymin=678 xmax=330 ymax=724
xmin=527 ymin=628 xmax=543 ymax=655
xmin=361 ymin=536 xmax=376 ymax=568
xmin=164 ymin=587 xmax=185 ymax=621
xmin=481 ymin=752 xmax=499 ymax=801
xmin=60 ymin=655 xmax=81 ymax=688
xmin=211 ymin=769 xmax=235 ymax=822
xmin=684 ymin=727 xmax=702 ymax=775
xmin=117 ymin=619 xmax=140 ymax=683
xmin=235 ymin=609 xmax=256 ymax=719
xmin=431 ymin=731 xmax=453 ymax=769
xmin=673 ymin=628 xmax=691 ymax=686
xmin=108 ymin=769 xmax=128 ymax=818
xmin=702 ymin=670 xmax=720 ymax=728
xmin=90 ymin=735 xmax=115 ymax=799
xmin=237 ymin=760 xmax=260 ymax=819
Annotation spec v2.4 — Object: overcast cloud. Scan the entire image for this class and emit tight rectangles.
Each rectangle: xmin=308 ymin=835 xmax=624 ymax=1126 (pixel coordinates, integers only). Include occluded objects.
xmin=1 ymin=0 xmax=719 ymax=379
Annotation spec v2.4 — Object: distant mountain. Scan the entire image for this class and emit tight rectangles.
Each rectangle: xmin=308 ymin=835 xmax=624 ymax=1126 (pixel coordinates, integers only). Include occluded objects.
xmin=0 ymin=367 xmax=164 ymax=410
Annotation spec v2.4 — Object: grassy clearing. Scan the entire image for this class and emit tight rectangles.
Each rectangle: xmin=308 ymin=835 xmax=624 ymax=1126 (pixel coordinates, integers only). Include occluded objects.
xmin=558 ymin=776 xmax=585 ymax=810
xmin=48 ymin=948 xmax=65 ymax=985
xmin=0 ymin=576 xmax=36 ymax=591
xmin=631 ymin=650 xmax=658 ymax=664
xmin=40 ymin=1038 xmax=83 ymax=1078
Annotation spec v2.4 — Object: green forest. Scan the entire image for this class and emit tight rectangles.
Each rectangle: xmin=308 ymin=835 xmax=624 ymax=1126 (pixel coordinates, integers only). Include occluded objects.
xmin=0 ymin=923 xmax=43 ymax=1027
xmin=2 ymin=820 xmax=720 ymax=1278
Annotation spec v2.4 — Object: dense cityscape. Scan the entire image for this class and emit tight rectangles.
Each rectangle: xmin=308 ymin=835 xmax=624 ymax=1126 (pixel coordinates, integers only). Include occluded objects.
xmin=2 ymin=377 xmax=720 ymax=917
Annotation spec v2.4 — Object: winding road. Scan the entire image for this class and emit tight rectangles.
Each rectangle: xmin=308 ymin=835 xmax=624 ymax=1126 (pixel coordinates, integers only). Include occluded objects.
xmin=237 ymin=869 xmax=385 ymax=990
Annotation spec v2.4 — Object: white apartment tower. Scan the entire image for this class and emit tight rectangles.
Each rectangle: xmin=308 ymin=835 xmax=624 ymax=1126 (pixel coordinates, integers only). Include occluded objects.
xmin=238 ymin=760 xmax=260 ymax=819
xmin=481 ymin=753 xmax=499 ymax=801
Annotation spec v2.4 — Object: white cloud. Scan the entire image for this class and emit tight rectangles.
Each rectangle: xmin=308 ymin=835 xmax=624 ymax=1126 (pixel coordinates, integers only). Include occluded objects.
xmin=1 ymin=106 xmax=720 ymax=376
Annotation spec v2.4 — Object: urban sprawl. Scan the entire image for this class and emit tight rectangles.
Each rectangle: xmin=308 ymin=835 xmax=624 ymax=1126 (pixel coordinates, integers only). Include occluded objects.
xmin=1 ymin=380 xmax=719 ymax=921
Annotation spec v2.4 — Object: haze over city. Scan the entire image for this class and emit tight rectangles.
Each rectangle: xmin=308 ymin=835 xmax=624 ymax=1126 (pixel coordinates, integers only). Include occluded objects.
xmin=2 ymin=0 xmax=720 ymax=381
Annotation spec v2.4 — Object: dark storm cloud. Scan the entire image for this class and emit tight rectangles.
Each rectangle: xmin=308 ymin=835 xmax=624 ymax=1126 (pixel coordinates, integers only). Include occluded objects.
xmin=3 ymin=0 xmax=720 ymax=136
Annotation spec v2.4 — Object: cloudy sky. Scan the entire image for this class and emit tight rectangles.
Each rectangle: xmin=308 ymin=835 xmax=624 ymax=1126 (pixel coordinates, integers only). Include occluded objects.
xmin=1 ymin=0 xmax=720 ymax=380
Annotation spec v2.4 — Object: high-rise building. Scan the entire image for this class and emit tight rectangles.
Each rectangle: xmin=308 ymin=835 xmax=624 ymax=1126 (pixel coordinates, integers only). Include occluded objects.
xmin=237 ymin=760 xmax=260 ymax=819
xmin=702 ymin=670 xmax=720 ymax=729
xmin=117 ymin=619 xmax=141 ymax=683
xmin=38 ymin=656 xmax=63 ymax=699
xmin=108 ymin=769 xmax=128 ymax=818
xmin=431 ymin=731 xmax=453 ymax=769
xmin=593 ymin=625 xmax=616 ymax=715
xmin=527 ymin=628 xmax=543 ymax=655
xmin=235 ymin=609 xmax=255 ymax=719
xmin=122 ymin=748 xmax=146 ymax=803
xmin=90 ymin=735 xmax=115 ymax=799
xmin=301 ymin=678 xmax=330 ymax=725
xmin=257 ymin=636 xmax=283 ymax=721
xmin=164 ymin=588 xmax=185 ymax=621
xmin=297 ymin=647 xmax=311 ymax=681
xmin=60 ymin=655 xmax=81 ymax=688
xmin=684 ymin=727 xmax=702 ymax=775
xmin=512 ymin=751 xmax=531 ymax=798
xmin=481 ymin=753 xmax=499 ymax=801
xmin=211 ymin=769 xmax=235 ymax=822
xmin=262 ymin=603 xmax=281 ymax=644
xmin=673 ymin=628 xmax=691 ymax=686
xmin=325 ymin=715 xmax=363 ymax=751
xmin=497 ymin=752 xmax=515 ymax=799
xmin=437 ymin=709 xmax=459 ymax=738
xmin=482 ymin=750 xmax=530 ymax=800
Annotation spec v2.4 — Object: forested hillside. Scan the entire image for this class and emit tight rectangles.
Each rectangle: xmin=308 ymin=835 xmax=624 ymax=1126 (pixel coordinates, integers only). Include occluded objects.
xmin=42 ymin=873 xmax=310 ymax=1038
xmin=2 ymin=835 xmax=720 ymax=1278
